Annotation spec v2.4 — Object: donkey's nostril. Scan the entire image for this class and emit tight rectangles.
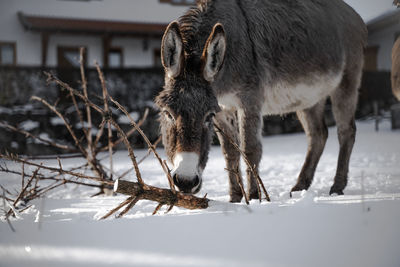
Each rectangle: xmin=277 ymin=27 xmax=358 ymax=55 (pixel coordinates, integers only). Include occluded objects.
xmin=193 ymin=175 xmax=200 ymax=186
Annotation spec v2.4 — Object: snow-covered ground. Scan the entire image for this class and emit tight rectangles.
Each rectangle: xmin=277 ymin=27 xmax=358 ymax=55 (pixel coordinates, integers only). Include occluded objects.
xmin=1 ymin=120 xmax=400 ymax=267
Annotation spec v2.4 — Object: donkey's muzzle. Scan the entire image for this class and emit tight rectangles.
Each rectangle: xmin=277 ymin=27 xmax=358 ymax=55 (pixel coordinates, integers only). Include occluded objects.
xmin=173 ymin=174 xmax=201 ymax=194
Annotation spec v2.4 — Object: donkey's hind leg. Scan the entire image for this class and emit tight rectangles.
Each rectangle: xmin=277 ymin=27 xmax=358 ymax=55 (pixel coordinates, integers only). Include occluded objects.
xmin=329 ymin=72 xmax=359 ymax=195
xmin=214 ymin=110 xmax=243 ymax=202
xmin=291 ymin=100 xmax=328 ymax=194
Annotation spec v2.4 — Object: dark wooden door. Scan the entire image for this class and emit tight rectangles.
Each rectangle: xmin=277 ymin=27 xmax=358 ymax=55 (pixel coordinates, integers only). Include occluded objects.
xmin=57 ymin=46 xmax=86 ymax=103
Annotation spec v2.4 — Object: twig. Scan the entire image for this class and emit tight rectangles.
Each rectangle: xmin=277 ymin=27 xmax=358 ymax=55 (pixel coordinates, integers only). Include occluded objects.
xmin=116 ymin=135 xmax=162 ymax=180
xmin=152 ymin=203 xmax=163 ymax=215
xmin=225 ymin=168 xmax=249 ymax=205
xmin=116 ymin=196 xmax=140 ymax=218
xmin=100 ymin=196 xmax=134 ymax=220
xmin=0 ymin=121 xmax=76 ymax=152
xmin=0 ymin=154 xmax=112 ymax=185
xmin=69 ymin=90 xmax=88 ymax=138
xmin=114 ymin=179 xmax=209 ymax=211
xmin=2 ymin=190 xmax=16 ymax=232
xmin=93 ymin=119 xmax=106 ymax=149
xmin=214 ymin=123 xmax=270 ymax=202
xmin=7 ymin=167 xmax=40 ymax=218
xmin=109 ymin=96 xmax=176 ymax=193
xmin=96 ymin=62 xmax=114 ymax=180
xmin=100 ymin=108 xmax=150 ymax=152
xmin=166 ymin=204 xmax=174 ymax=214
xmin=137 ymin=135 xmax=162 ymax=165
xmin=109 ymin=119 xmax=144 ymax=186
xmin=31 ymin=96 xmax=88 ymax=158
xmin=80 ymin=47 xmax=93 ymax=154
xmin=44 ymin=72 xmax=104 ymax=114
xmin=21 ymin=162 xmax=25 ymax=190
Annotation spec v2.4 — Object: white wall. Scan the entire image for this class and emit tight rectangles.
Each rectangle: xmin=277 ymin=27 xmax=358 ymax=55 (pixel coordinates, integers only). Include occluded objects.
xmin=368 ymin=23 xmax=399 ymax=71
xmin=111 ymin=37 xmax=161 ymax=67
xmin=46 ymin=34 xmax=103 ymax=67
xmin=0 ymin=0 xmax=188 ymax=67
xmin=0 ymin=1 xmax=41 ymax=66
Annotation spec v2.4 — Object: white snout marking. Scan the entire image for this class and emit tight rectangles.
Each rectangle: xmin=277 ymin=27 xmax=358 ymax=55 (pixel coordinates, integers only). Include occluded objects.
xmin=172 ymin=152 xmax=200 ymax=179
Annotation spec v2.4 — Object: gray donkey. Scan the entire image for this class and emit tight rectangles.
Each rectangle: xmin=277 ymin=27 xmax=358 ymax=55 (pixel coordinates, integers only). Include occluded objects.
xmin=156 ymin=0 xmax=367 ymax=202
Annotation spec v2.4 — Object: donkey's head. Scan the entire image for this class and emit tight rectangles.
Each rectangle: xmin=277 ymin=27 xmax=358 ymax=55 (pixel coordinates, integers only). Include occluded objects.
xmin=155 ymin=21 xmax=226 ymax=194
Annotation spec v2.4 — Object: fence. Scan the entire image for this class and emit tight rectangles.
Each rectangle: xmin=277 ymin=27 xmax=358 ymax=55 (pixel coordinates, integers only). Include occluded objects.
xmin=0 ymin=67 xmax=397 ymax=155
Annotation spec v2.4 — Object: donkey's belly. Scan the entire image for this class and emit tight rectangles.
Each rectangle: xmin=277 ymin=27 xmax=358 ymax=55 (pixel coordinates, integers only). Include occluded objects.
xmin=262 ymin=71 xmax=343 ymax=115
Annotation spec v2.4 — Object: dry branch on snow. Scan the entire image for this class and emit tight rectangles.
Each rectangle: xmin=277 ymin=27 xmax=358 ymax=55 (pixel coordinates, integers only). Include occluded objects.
xmin=0 ymin=48 xmax=269 ymax=221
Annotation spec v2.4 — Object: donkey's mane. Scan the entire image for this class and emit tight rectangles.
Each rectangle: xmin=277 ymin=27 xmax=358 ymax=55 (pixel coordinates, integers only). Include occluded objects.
xmin=178 ymin=0 xmax=210 ymax=55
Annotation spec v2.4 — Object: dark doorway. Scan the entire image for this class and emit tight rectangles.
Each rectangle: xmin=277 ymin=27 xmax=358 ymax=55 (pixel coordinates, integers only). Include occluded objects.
xmin=57 ymin=46 xmax=86 ymax=103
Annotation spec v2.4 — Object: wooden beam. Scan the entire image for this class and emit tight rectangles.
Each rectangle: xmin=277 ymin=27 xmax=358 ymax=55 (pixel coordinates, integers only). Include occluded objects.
xmin=102 ymin=35 xmax=111 ymax=68
xmin=41 ymin=33 xmax=49 ymax=67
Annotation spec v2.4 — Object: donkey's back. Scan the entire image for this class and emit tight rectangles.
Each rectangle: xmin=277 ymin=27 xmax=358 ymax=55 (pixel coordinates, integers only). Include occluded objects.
xmin=243 ymin=0 xmax=366 ymax=82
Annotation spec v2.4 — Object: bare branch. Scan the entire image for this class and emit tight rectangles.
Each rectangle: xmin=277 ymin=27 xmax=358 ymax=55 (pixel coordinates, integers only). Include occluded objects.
xmin=95 ymin=62 xmax=114 ymax=180
xmin=214 ymin=123 xmax=270 ymax=202
xmin=152 ymin=203 xmax=163 ymax=215
xmin=31 ymin=96 xmax=88 ymax=157
xmin=2 ymin=190 xmax=16 ymax=232
xmin=109 ymin=119 xmax=144 ymax=186
xmin=225 ymin=167 xmax=249 ymax=205
xmin=116 ymin=196 xmax=140 ymax=218
xmin=0 ymin=121 xmax=76 ymax=152
xmin=100 ymin=196 xmax=134 ymax=220
xmin=44 ymin=72 xmax=104 ymax=114
xmin=114 ymin=179 xmax=209 ymax=210
xmin=7 ymin=167 xmax=40 ymax=217
xmin=109 ymin=96 xmax=176 ymax=193
xmin=100 ymin=108 xmax=150 ymax=152
xmin=0 ymin=154 xmax=112 ymax=185
xmin=80 ymin=47 xmax=93 ymax=152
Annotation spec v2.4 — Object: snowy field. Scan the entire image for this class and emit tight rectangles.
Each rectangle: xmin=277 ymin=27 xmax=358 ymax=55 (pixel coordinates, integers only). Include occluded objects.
xmin=1 ymin=120 xmax=400 ymax=267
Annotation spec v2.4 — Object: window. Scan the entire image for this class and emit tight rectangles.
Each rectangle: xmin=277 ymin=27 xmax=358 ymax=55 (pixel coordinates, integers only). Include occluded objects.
xmin=0 ymin=42 xmax=16 ymax=66
xmin=108 ymin=48 xmax=123 ymax=68
xmin=159 ymin=0 xmax=196 ymax=6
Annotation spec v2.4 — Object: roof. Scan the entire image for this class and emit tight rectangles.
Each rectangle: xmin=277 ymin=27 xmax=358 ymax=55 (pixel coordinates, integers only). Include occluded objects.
xmin=18 ymin=12 xmax=168 ymax=37
xmin=367 ymin=9 xmax=400 ymax=33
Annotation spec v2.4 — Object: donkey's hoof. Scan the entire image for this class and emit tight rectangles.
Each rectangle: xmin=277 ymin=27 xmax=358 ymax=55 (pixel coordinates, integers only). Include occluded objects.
xmin=230 ymin=194 xmax=243 ymax=203
xmin=290 ymin=183 xmax=309 ymax=194
xmin=329 ymin=185 xmax=344 ymax=195
xmin=248 ymin=191 xmax=260 ymax=201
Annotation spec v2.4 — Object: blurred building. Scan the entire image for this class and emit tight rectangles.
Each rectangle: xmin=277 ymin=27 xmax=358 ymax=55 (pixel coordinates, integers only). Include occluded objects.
xmin=0 ymin=0 xmax=194 ymax=69
xmin=365 ymin=9 xmax=400 ymax=71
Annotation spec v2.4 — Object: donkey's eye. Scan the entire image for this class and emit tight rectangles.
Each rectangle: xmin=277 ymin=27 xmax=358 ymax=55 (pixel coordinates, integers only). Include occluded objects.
xmin=163 ymin=110 xmax=174 ymax=122
xmin=204 ymin=112 xmax=215 ymax=125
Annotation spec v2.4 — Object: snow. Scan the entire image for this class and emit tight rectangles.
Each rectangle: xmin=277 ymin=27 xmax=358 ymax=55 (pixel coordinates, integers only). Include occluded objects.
xmin=1 ymin=120 xmax=400 ymax=267
xmin=117 ymin=112 xmax=140 ymax=124
xmin=19 ymin=120 xmax=39 ymax=131
xmin=50 ymin=117 xmax=64 ymax=126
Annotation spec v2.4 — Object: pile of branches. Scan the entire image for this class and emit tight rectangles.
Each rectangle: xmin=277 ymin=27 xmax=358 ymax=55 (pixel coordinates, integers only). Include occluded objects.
xmin=0 ymin=48 xmax=269 ymax=223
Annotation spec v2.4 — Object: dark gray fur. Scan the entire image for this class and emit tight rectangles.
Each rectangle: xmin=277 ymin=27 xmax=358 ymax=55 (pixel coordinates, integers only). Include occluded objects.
xmin=156 ymin=0 xmax=367 ymax=200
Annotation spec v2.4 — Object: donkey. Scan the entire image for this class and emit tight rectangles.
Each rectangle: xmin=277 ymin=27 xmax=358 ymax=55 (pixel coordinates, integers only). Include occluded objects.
xmin=156 ymin=0 xmax=367 ymax=202
xmin=392 ymin=37 xmax=400 ymax=101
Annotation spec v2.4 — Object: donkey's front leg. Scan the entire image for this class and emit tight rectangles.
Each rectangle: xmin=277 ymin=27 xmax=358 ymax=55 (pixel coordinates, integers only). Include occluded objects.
xmin=238 ymin=107 xmax=263 ymax=200
xmin=215 ymin=110 xmax=243 ymax=202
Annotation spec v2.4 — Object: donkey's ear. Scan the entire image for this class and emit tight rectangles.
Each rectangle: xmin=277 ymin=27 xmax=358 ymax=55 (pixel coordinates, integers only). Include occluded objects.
xmin=161 ymin=21 xmax=184 ymax=78
xmin=202 ymin=23 xmax=226 ymax=82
